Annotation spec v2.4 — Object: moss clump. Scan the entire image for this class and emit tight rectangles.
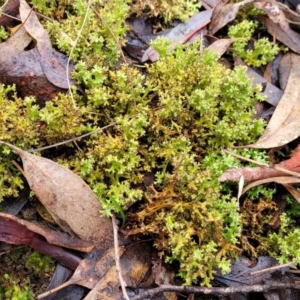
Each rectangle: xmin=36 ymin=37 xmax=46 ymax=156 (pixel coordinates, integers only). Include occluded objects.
xmin=1 ymin=0 xmax=296 ymax=287
xmin=130 ymin=0 xmax=201 ymax=22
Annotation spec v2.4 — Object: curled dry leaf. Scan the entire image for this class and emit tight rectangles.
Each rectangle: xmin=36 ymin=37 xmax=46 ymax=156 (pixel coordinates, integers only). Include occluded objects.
xmin=0 ymin=141 xmax=114 ymax=251
xmin=245 ymin=53 xmax=300 ymax=148
xmin=242 ymin=176 xmax=300 ymax=195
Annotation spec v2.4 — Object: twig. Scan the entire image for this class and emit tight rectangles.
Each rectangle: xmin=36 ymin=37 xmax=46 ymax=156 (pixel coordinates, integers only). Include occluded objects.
xmin=27 ymin=122 xmax=116 ymax=152
xmin=222 ymin=149 xmax=300 ymax=178
xmin=112 ymin=214 xmax=130 ymax=300
xmin=66 ymin=0 xmax=92 ymax=108
xmin=250 ymin=262 xmax=295 ymax=275
xmin=131 ymin=282 xmax=300 ymax=300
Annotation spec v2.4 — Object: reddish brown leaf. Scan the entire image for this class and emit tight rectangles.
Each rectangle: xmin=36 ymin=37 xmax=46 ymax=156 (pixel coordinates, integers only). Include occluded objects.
xmin=0 ymin=212 xmax=84 ymax=270
xmin=219 ymin=144 xmax=300 ymax=182
xmin=0 ymin=141 xmax=114 ymax=252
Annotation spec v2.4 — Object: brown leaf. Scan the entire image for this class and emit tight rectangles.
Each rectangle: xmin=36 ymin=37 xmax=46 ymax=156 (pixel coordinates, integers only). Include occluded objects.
xmin=207 ymin=38 xmax=234 ymax=57
xmin=215 ymin=256 xmax=279 ymax=286
xmin=219 ymin=144 xmax=300 ymax=182
xmin=0 ymin=141 xmax=114 ymax=251
xmin=38 ymin=246 xmax=126 ymax=300
xmin=0 ymin=24 xmax=68 ymax=106
xmin=0 ymin=212 xmax=84 ymax=270
xmin=245 ymin=53 xmax=300 ymax=148
xmin=84 ymin=242 xmax=153 ymax=300
xmin=208 ymin=0 xmax=254 ymax=35
xmin=19 ymin=0 xmax=75 ymax=89
xmin=258 ymin=15 xmax=300 ymax=55
xmin=0 ymin=0 xmax=20 ymax=28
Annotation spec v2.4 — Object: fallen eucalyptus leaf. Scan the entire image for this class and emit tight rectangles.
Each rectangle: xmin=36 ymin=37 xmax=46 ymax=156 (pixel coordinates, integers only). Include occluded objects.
xmin=0 ymin=141 xmax=114 ymax=251
xmin=245 ymin=53 xmax=300 ymax=148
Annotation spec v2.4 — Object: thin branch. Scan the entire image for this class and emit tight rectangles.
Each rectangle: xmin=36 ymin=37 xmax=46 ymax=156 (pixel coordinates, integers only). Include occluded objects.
xmin=250 ymin=262 xmax=295 ymax=275
xmin=112 ymin=214 xmax=130 ymax=300
xmin=131 ymin=282 xmax=300 ymax=300
xmin=27 ymin=122 xmax=116 ymax=152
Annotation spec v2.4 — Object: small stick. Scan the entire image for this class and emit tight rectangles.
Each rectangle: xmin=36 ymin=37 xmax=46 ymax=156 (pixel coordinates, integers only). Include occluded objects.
xmin=112 ymin=214 xmax=130 ymax=300
xmin=131 ymin=282 xmax=300 ymax=300
xmin=250 ymin=262 xmax=295 ymax=275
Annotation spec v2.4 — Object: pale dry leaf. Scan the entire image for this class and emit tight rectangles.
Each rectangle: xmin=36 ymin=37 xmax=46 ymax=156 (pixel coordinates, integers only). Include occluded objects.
xmin=0 ymin=141 xmax=114 ymax=251
xmin=246 ymin=53 xmax=300 ymax=148
xmin=207 ymin=38 xmax=234 ymax=57
xmin=282 ymin=183 xmax=300 ymax=204
xmin=242 ymin=176 xmax=300 ymax=195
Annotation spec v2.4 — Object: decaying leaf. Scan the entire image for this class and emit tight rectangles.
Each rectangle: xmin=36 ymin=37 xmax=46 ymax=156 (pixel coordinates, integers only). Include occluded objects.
xmin=258 ymin=15 xmax=300 ymax=55
xmin=0 ymin=0 xmax=75 ymax=105
xmin=19 ymin=0 xmax=75 ymax=89
xmin=245 ymin=53 xmax=300 ymax=148
xmin=208 ymin=0 xmax=254 ymax=35
xmin=0 ymin=141 xmax=114 ymax=251
xmin=141 ymin=10 xmax=212 ymax=62
xmin=38 ymin=246 xmax=126 ymax=299
xmin=0 ymin=212 xmax=85 ymax=270
xmin=84 ymin=242 xmax=153 ymax=300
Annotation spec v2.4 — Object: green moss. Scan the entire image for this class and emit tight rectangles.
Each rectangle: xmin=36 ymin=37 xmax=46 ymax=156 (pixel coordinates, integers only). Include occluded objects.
xmin=228 ymin=20 xmax=280 ymax=67
xmin=0 ymin=0 xmax=296 ymax=287
xmin=0 ymin=274 xmax=34 ymax=300
xmin=26 ymin=251 xmax=55 ymax=275
xmin=130 ymin=0 xmax=201 ymax=23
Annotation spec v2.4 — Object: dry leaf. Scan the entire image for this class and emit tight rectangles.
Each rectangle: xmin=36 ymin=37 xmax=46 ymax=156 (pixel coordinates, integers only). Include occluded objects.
xmin=209 ymin=0 xmax=254 ymax=35
xmin=0 ymin=141 xmax=114 ymax=251
xmin=142 ymin=10 xmax=212 ymax=62
xmin=258 ymin=15 xmax=300 ymax=55
xmin=19 ymin=0 xmax=75 ymax=89
xmin=219 ymin=144 xmax=300 ymax=182
xmin=242 ymin=176 xmax=300 ymax=195
xmin=245 ymin=53 xmax=300 ymax=148
xmin=207 ymin=38 xmax=234 ymax=57
xmin=84 ymin=243 xmax=153 ymax=300
xmin=0 ymin=212 xmax=85 ymax=270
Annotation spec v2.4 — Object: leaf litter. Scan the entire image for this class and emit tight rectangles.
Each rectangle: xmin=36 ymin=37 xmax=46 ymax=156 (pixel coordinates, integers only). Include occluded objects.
xmin=3 ymin=0 xmax=300 ymax=298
